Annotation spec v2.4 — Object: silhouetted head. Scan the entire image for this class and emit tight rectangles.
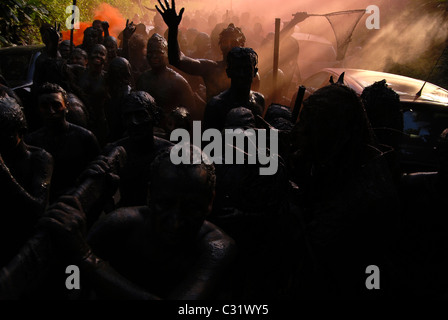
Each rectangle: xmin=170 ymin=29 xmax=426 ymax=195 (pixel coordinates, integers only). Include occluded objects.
xmin=92 ymin=20 xmax=102 ymax=29
xmin=219 ymin=23 xmax=246 ymax=58
xmin=59 ymin=40 xmax=72 ymax=60
xmin=194 ymin=32 xmax=211 ymax=52
xmin=296 ymin=83 xmax=374 ymax=168
xmin=36 ymin=82 xmax=69 ymax=127
xmin=226 ymin=47 xmax=258 ymax=90
xmin=128 ymin=34 xmax=146 ymax=56
xmin=89 ymin=44 xmax=107 ymax=68
xmin=107 ymin=57 xmax=133 ymax=86
xmin=82 ymin=27 xmax=102 ymax=52
xmin=265 ymin=103 xmax=293 ymax=131
xmin=0 ymin=96 xmax=27 ymax=152
xmin=361 ymin=79 xmax=403 ymax=131
xmin=122 ymin=91 xmax=159 ymax=140
xmin=70 ymin=48 xmax=88 ymax=67
xmin=146 ymin=33 xmax=168 ymax=69
xmin=103 ymin=36 xmax=118 ymax=61
xmin=165 ymin=107 xmax=192 ymax=135
xmin=224 ymin=107 xmax=255 ymax=130
xmin=148 ymin=147 xmax=216 ymax=245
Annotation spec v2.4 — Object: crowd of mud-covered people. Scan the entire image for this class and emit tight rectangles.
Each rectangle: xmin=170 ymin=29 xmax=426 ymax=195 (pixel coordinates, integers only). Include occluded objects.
xmin=1 ymin=0 xmax=448 ymax=300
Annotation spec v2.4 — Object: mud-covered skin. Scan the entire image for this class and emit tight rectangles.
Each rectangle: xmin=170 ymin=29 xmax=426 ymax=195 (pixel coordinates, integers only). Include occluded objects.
xmin=84 ymin=150 xmax=234 ymax=299
xmin=25 ymin=150 xmax=235 ymax=300
xmin=78 ymin=27 xmax=103 ymax=55
xmin=103 ymin=36 xmax=120 ymax=71
xmin=156 ymin=0 xmax=249 ymax=102
xmin=106 ymin=136 xmax=173 ymax=207
xmin=0 ymin=97 xmax=53 ymax=267
xmin=204 ymin=90 xmax=264 ymax=131
xmin=203 ymin=47 xmax=264 ymax=131
xmin=136 ymin=34 xmax=196 ymax=120
xmin=75 ymin=44 xmax=109 ymax=145
xmin=25 ymin=87 xmax=100 ymax=202
xmin=104 ymin=57 xmax=133 ymax=142
xmin=104 ymin=91 xmax=173 ymax=207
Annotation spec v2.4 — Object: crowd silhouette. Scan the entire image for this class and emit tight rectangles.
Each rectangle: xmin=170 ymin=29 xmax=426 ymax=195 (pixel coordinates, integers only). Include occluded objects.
xmin=1 ymin=0 xmax=448 ymax=300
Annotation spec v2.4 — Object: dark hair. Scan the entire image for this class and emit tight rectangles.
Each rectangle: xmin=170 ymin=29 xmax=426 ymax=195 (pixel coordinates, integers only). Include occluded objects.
xmin=147 ymin=33 xmax=167 ymax=52
xmin=71 ymin=48 xmax=88 ymax=60
xmin=129 ymin=33 xmax=146 ymax=51
xmin=194 ymin=32 xmax=210 ymax=47
xmin=167 ymin=107 xmax=192 ymax=131
xmin=150 ymin=147 xmax=216 ymax=199
xmin=298 ymin=83 xmax=376 ymax=167
xmin=361 ymin=79 xmax=403 ymax=131
xmin=224 ymin=107 xmax=255 ymax=130
xmin=0 ymin=95 xmax=27 ymax=134
xmin=265 ymin=104 xmax=293 ymax=131
xmin=122 ymin=91 xmax=160 ymax=124
xmin=226 ymin=47 xmax=258 ymax=70
xmin=37 ymin=82 xmax=69 ymax=108
xmin=103 ymin=36 xmax=118 ymax=46
xmin=219 ymin=23 xmax=246 ymax=47
xmin=107 ymin=57 xmax=133 ymax=86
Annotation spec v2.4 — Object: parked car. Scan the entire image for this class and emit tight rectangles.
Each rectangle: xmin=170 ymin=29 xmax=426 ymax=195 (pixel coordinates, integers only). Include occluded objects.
xmin=0 ymin=44 xmax=44 ymax=90
xmin=296 ymin=68 xmax=448 ymax=172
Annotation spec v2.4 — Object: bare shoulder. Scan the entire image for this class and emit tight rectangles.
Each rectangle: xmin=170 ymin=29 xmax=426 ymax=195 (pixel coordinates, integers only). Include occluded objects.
xmin=167 ymin=68 xmax=190 ymax=84
xmin=154 ymin=136 xmax=174 ymax=150
xmin=87 ymin=206 xmax=147 ymax=246
xmin=28 ymin=145 xmax=53 ymax=167
xmin=90 ymin=206 xmax=146 ymax=233
xmin=199 ymin=221 xmax=236 ymax=254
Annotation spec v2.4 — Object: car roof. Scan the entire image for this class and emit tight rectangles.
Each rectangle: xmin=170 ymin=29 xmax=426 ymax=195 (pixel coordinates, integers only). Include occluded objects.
xmin=0 ymin=44 xmax=45 ymax=54
xmin=320 ymin=68 xmax=448 ymax=106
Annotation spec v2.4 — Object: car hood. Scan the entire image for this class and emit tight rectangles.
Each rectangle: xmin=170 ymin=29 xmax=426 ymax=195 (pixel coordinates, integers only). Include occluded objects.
xmin=325 ymin=68 xmax=448 ymax=106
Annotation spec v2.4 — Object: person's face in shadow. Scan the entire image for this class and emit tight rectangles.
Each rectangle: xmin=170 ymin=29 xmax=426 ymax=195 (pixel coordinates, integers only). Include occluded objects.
xmin=149 ymin=163 xmax=213 ymax=246
xmin=146 ymin=45 xmax=168 ymax=70
xmin=227 ymin=57 xmax=256 ymax=91
xmin=104 ymin=38 xmax=118 ymax=60
xmin=83 ymin=27 xmax=100 ymax=50
xmin=122 ymin=105 xmax=152 ymax=141
xmin=38 ymin=92 xmax=67 ymax=128
xmin=220 ymin=37 xmax=241 ymax=60
xmin=89 ymin=44 xmax=107 ymax=68
xmin=71 ymin=51 xmax=88 ymax=67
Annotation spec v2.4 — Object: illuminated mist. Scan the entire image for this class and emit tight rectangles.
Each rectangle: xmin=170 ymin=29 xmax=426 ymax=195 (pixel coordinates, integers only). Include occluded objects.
xmin=62 ymin=0 xmax=448 ymax=95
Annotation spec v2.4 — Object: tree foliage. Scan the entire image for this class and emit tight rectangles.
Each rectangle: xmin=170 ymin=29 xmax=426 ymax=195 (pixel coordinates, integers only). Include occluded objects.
xmin=0 ymin=0 xmax=147 ymax=47
xmin=0 ymin=0 xmax=52 ymax=47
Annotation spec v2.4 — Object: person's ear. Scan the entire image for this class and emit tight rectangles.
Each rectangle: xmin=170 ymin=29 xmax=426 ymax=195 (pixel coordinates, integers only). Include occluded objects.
xmin=253 ymin=67 xmax=258 ymax=78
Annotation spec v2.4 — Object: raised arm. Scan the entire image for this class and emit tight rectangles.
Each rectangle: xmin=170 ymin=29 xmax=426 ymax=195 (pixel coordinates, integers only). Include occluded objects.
xmin=121 ymin=19 xmax=136 ymax=60
xmin=156 ymin=0 xmax=211 ymax=75
xmin=281 ymin=12 xmax=309 ymax=37
xmin=102 ymin=21 xmax=110 ymax=38
xmin=155 ymin=0 xmax=183 ymax=66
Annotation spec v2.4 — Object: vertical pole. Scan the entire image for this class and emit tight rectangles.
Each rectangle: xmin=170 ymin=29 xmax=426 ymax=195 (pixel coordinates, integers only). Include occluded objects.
xmin=70 ymin=0 xmax=77 ymax=55
xmin=272 ymin=18 xmax=281 ymax=103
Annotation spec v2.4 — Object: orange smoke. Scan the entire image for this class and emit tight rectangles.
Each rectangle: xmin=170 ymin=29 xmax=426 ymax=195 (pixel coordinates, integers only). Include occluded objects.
xmin=62 ymin=3 xmax=126 ymax=46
